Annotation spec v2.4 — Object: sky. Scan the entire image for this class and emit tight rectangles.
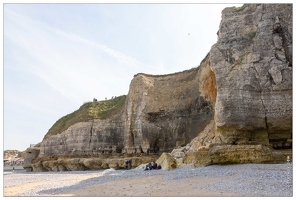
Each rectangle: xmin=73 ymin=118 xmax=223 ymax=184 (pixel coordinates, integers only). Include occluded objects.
xmin=2 ymin=2 xmax=244 ymax=152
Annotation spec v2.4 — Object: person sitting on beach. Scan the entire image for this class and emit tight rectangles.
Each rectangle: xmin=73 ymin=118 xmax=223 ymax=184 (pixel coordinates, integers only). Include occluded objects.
xmin=148 ymin=163 xmax=153 ymax=170
xmin=157 ymin=164 xmax=161 ymax=170
xmin=144 ymin=163 xmax=152 ymax=171
xmin=152 ymin=162 xmax=158 ymax=169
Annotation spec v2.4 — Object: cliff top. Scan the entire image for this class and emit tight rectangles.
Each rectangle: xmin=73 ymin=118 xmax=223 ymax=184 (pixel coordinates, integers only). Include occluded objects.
xmin=43 ymin=95 xmax=126 ymax=140
xmin=134 ymin=66 xmax=199 ymax=78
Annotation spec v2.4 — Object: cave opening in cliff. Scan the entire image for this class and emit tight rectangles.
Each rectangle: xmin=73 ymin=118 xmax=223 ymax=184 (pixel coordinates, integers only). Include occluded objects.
xmin=151 ymin=138 xmax=164 ymax=154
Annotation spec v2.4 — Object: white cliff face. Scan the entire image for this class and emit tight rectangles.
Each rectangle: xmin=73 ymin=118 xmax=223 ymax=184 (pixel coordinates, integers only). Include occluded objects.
xmin=210 ymin=4 xmax=292 ymax=148
xmin=172 ymin=4 xmax=292 ymax=167
xmin=122 ymin=66 xmax=215 ymax=154
xmin=40 ymin=118 xmax=125 ymax=157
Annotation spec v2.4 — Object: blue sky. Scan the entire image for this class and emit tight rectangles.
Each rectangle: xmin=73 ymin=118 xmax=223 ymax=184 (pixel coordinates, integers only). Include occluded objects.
xmin=2 ymin=3 xmax=243 ymax=151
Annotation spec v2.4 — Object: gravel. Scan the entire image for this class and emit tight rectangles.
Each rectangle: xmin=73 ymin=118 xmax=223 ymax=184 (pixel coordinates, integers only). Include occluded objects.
xmin=3 ymin=163 xmax=293 ymax=197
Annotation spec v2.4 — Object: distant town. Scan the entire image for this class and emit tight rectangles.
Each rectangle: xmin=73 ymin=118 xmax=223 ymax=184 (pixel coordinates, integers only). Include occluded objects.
xmin=3 ymin=144 xmax=36 ymax=171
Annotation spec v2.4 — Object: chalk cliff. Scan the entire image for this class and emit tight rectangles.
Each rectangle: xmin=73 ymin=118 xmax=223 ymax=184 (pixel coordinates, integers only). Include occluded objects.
xmin=38 ymin=57 xmax=216 ymax=156
xmin=172 ymin=4 xmax=292 ymax=166
xmin=27 ymin=4 xmax=292 ymax=171
xmin=211 ymin=4 xmax=292 ymax=147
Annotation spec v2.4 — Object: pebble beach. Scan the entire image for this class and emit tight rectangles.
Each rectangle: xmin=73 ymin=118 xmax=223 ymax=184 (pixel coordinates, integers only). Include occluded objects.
xmin=3 ymin=163 xmax=293 ymax=197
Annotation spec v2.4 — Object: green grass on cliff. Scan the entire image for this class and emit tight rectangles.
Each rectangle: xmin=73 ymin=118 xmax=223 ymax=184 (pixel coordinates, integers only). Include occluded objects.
xmin=45 ymin=95 xmax=126 ymax=139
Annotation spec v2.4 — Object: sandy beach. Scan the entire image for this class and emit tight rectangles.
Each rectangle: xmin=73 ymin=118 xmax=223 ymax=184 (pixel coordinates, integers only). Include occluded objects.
xmin=57 ymin=174 xmax=237 ymax=197
xmin=3 ymin=163 xmax=293 ymax=197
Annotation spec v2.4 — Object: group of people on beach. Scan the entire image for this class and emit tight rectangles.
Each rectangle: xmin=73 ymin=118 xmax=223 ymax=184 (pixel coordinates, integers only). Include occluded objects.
xmin=125 ymin=159 xmax=162 ymax=170
xmin=144 ymin=161 xmax=161 ymax=170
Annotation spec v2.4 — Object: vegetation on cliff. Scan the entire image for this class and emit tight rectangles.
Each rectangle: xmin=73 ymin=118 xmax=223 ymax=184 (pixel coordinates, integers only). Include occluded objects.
xmin=44 ymin=95 xmax=126 ymax=139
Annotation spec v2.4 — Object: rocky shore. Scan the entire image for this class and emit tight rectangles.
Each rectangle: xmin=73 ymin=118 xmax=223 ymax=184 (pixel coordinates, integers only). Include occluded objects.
xmin=3 ymin=163 xmax=292 ymax=197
